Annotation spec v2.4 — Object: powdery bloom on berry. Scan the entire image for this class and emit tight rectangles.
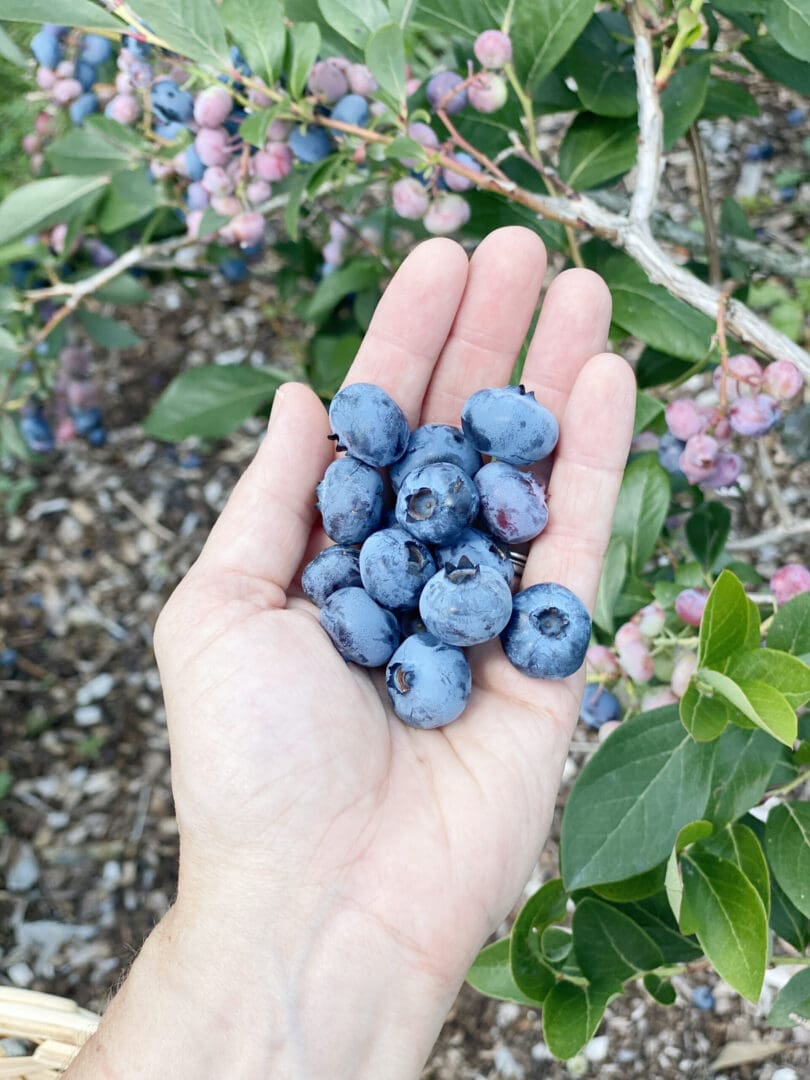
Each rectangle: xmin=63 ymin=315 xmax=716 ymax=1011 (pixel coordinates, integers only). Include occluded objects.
xmin=729 ymin=393 xmax=781 ymax=437
xmin=348 ymin=63 xmax=377 ymax=95
xmin=665 ymin=398 xmax=709 ymax=441
xmin=703 ymin=452 xmax=742 ymax=489
xmin=195 ymin=127 xmax=232 ymax=168
xmin=617 ymin=639 xmax=654 ymax=683
xmin=468 ymin=72 xmax=508 ymax=114
xmin=762 ymin=360 xmax=803 ymax=401
xmin=634 ymin=602 xmax=666 ymax=638
xmin=674 ymin=588 xmax=708 ymax=627
xmin=586 ymin=644 xmax=621 ymax=678
xmin=246 ymin=179 xmax=271 ymax=205
xmin=670 ymin=652 xmax=698 ymax=698
xmin=308 ymin=60 xmax=349 ymax=103
xmin=423 ymin=193 xmax=470 ymax=235
xmin=193 ymin=85 xmax=232 ymax=129
xmin=679 ymin=433 xmax=719 ymax=484
xmin=392 ymin=178 xmax=430 ymax=220
xmin=474 ymin=30 xmax=513 ymax=69
xmin=252 ymin=143 xmax=293 ymax=181
xmin=771 ymin=563 xmax=810 ymax=606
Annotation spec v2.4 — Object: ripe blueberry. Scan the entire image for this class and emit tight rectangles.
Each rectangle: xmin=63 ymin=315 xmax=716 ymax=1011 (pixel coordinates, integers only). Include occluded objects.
xmin=359 ymin=527 xmax=436 ymax=611
xmin=475 ymin=461 xmax=548 ymax=544
xmin=302 ymin=545 xmax=362 ymax=606
xmin=316 ymin=457 xmax=384 ymax=545
xmin=501 ymin=583 xmax=591 ymax=679
xmin=328 ymin=382 xmax=410 ymax=467
xmin=386 ymin=632 xmax=472 ymax=728
xmin=462 ymin=384 xmax=558 ymax=465
xmin=389 ymin=423 xmax=482 ymax=491
xmin=395 ymin=462 xmax=479 ymax=544
xmin=419 ymin=558 xmax=513 ymax=646
xmin=319 ymin=587 xmax=400 ymax=667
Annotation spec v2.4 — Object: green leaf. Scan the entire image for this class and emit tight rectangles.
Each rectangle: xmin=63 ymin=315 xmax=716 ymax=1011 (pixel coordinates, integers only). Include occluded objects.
xmin=765 ymin=0 xmax=810 ymax=62
xmin=0 ymin=175 xmax=109 ymax=247
xmin=675 ymin=820 xmax=714 ymax=852
xmin=635 ymin=347 xmax=694 ymax=388
xmin=767 ymin=967 xmax=810 ymax=1025
xmin=561 ymin=706 xmax=715 ymax=890
xmin=593 ymin=536 xmax=627 ymax=635
xmin=742 ymin=35 xmax=810 ymax=94
xmin=700 ymin=78 xmax=760 ymax=120
xmin=308 ymin=334 xmax=361 ymax=398
xmin=466 ymin=937 xmax=537 ymax=1006
xmin=643 ymin=972 xmax=677 ymax=1005
xmin=771 ymin=877 xmax=810 ymax=951
xmin=727 ymin=648 xmax=810 ymax=709
xmin=680 ymin=850 xmax=768 ymax=1001
xmin=765 ymin=802 xmax=810 ymax=918
xmin=143 ymin=365 xmax=288 ymax=441
xmin=705 ymin=727 xmax=782 ymax=827
xmin=573 ymin=898 xmax=663 ymax=989
xmin=0 ymin=0 xmax=120 ymax=29
xmin=305 ymin=258 xmax=384 ymax=323
xmin=686 ymin=503 xmax=731 ymax=572
xmin=510 ymin=879 xmax=567 ymax=1001
xmin=698 ymin=570 xmax=761 ymax=670
xmin=221 ymin=0 xmax=286 ymax=83
xmin=698 ymin=669 xmax=798 ymax=747
xmin=319 ymin=0 xmax=389 ymax=47
xmin=558 ymin=113 xmax=638 ymax=191
xmin=511 ymin=0 xmax=598 ymax=90
xmin=634 ymin=389 xmax=664 ymax=435
xmin=77 ymin=311 xmax=141 ymax=349
xmin=566 ymin=13 xmax=637 ymax=118
xmin=542 ymin=981 xmax=611 ymax=1061
xmin=592 ymin=862 xmax=667 ymax=902
xmin=611 ymin=893 xmax=703 ymax=962
xmin=769 ymin=594 xmax=810 ymax=656
xmin=680 ymin=681 xmax=732 ymax=741
xmin=45 ymin=126 xmax=138 ymax=176
xmin=541 ymin=926 xmax=573 ymax=963
xmin=365 ymin=22 xmax=406 ymax=103
xmin=702 ymin=822 xmax=770 ymax=915
xmin=0 ymin=24 xmax=26 ymax=66
xmin=661 ymin=60 xmax=711 ymax=148
xmin=610 ymin=455 xmax=671 ymax=573
xmin=94 ymin=273 xmax=151 ymax=305
xmin=289 ymin=22 xmax=322 ymax=99
xmin=97 ymin=168 xmax=158 ymax=232
xmin=585 ymin=243 xmax=714 ymax=361
xmin=125 ymin=1 xmax=230 ymax=67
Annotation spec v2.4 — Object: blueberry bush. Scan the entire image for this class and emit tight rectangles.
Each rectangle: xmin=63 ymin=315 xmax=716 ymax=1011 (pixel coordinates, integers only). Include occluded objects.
xmin=2 ymin=0 xmax=810 ymax=1061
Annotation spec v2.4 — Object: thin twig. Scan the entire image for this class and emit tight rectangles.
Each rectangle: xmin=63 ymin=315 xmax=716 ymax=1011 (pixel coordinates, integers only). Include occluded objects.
xmin=687 ymin=124 xmax=722 ymax=286
xmin=715 ymin=283 xmax=734 ymax=411
xmin=627 ymin=2 xmax=663 ymax=225
xmin=726 ymin=519 xmax=810 ymax=551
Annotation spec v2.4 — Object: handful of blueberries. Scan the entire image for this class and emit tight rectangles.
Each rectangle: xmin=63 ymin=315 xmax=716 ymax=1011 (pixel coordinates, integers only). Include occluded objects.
xmin=302 ymin=382 xmax=591 ymax=728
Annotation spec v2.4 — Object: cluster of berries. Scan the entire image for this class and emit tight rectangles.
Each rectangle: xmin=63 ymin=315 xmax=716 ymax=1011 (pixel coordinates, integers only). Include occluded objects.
xmin=655 ymin=354 xmax=804 ymax=489
xmin=580 ymin=562 xmax=810 ymax=736
xmin=20 ymin=344 xmax=106 ymax=452
xmin=302 ymin=382 xmax=590 ymax=728
xmin=391 ymin=29 xmax=513 ymax=235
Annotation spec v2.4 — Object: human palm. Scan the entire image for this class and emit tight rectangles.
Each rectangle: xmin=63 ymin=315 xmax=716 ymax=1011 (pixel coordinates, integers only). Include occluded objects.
xmin=154 ymin=227 xmax=635 ymax=1001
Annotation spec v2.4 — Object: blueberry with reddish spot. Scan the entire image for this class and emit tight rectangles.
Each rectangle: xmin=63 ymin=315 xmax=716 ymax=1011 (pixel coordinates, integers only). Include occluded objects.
xmin=319 ymin=587 xmax=400 ymax=667
xmin=359 ymin=527 xmax=436 ymax=611
xmin=419 ymin=558 xmax=513 ymax=646
xmin=435 ymin=527 xmax=515 ymax=587
xmin=395 ymin=462 xmax=479 ymax=544
xmin=328 ymin=382 xmax=410 ymax=468
xmin=316 ymin=457 xmax=384 ymax=545
xmin=475 ymin=461 xmax=548 ymax=544
xmin=462 ymin=384 xmax=558 ymax=465
xmin=301 ymin=545 xmax=362 ymax=606
xmin=501 ymin=583 xmax=591 ymax=679
xmin=386 ymin=632 xmax=471 ymax=728
xmin=389 ymin=423 xmax=482 ymax=491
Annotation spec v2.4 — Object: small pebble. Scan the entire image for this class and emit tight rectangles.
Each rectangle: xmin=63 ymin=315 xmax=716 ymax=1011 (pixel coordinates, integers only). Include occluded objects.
xmin=76 ymin=673 xmax=115 ymax=705
xmin=7 ymin=962 xmax=34 ymax=987
xmin=773 ymin=1070 xmax=798 ymax=1080
xmin=493 ymin=1045 xmax=524 ymax=1078
xmin=6 ymin=843 xmax=40 ymax=892
xmin=566 ymin=1054 xmax=588 ymax=1077
xmin=0 ymin=1038 xmax=32 ymax=1056
xmin=74 ymin=704 xmax=103 ymax=726
xmin=584 ymin=1035 xmax=609 ymax=1063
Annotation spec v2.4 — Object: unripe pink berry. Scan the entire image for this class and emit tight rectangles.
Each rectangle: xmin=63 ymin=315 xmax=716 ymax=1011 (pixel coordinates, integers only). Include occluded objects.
xmin=423 ymin=193 xmax=470 ymax=234
xmin=115 ymin=71 xmax=132 ymax=94
xmin=598 ymin=719 xmax=622 ymax=742
xmin=195 ymin=127 xmax=232 ymax=167
xmin=468 ymin=72 xmax=508 ymax=113
xmin=635 ymin=602 xmax=666 ymax=638
xmin=106 ymin=94 xmax=139 ymax=125
xmin=617 ymin=639 xmax=654 ymax=683
xmin=713 ymin=416 xmax=732 ymax=440
xmin=30 ymin=152 xmax=44 ymax=174
xmin=22 ymin=133 xmax=40 ymax=155
xmin=586 ymin=644 xmax=621 ymax=678
xmin=729 ymin=393 xmax=781 ymax=437
xmin=246 ymin=179 xmax=271 ymax=205
xmin=252 ymin=143 xmax=292 ymax=181
xmin=128 ymin=60 xmax=152 ymax=90
xmin=392 ymin=177 xmax=430 ymax=220
xmin=36 ymin=66 xmax=57 ymax=90
xmin=641 ymin=687 xmax=679 ymax=710
xmin=66 ymin=380 xmax=99 ymax=410
xmin=35 ymin=112 xmax=53 ymax=136
xmin=675 ymin=588 xmax=708 ymax=627
xmin=614 ymin=621 xmax=642 ymax=648
xmin=406 ymin=77 xmax=422 ymax=97
xmin=50 ymin=223 xmax=68 ymax=254
xmin=666 ymin=398 xmax=708 ymax=441
xmin=267 ymin=119 xmax=292 ymax=141
xmin=703 ymin=451 xmax=742 ymax=489
xmin=210 ymin=194 xmax=241 ymax=217
xmin=194 ymin=85 xmax=233 ymax=129
xmin=762 ymin=360 xmax=803 ymax=401
xmin=56 ymin=60 xmax=74 ymax=78
xmin=248 ymin=83 xmax=273 ymax=108
xmin=729 ymin=353 xmax=763 ymax=384
xmin=150 ymin=159 xmax=174 ymax=180
xmin=474 ymin=29 xmax=513 ymax=69
xmin=55 ymin=417 xmax=77 ymax=445
xmin=348 ymin=63 xmax=377 ymax=95
xmin=201 ymin=165 xmax=232 ymax=196
xmin=771 ymin=564 xmax=810 ymax=606
xmin=185 ymin=209 xmax=205 ymax=240
xmin=679 ymin=433 xmax=719 ymax=484
xmin=231 ymin=210 xmax=264 ymax=247
xmin=671 ymin=653 xmax=698 ymax=698
xmin=328 ymin=57 xmax=352 ymax=76
xmin=308 ymin=60 xmax=349 ymax=103
xmin=53 ymin=78 xmax=82 ymax=104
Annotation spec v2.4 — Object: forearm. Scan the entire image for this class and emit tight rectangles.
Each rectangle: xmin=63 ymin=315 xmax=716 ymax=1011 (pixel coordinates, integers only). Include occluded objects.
xmin=64 ymin=883 xmax=460 ymax=1080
